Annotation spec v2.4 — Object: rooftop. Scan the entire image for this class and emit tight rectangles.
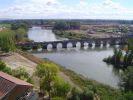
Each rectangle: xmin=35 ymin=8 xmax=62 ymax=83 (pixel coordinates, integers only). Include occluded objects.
xmin=0 ymin=71 xmax=33 ymax=86
xmin=0 ymin=71 xmax=33 ymax=98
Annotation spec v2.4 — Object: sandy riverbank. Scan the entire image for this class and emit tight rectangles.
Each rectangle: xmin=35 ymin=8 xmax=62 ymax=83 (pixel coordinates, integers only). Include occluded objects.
xmin=0 ymin=52 xmax=37 ymax=75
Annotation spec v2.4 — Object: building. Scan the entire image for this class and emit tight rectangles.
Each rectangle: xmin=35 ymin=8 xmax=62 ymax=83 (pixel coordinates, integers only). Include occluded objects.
xmin=0 ymin=71 xmax=37 ymax=100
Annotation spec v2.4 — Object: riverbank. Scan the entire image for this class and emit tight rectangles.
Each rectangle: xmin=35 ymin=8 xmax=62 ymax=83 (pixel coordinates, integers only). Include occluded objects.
xmin=17 ymin=50 xmax=122 ymax=100
xmin=0 ymin=50 xmax=123 ymax=99
xmin=59 ymin=66 xmax=122 ymax=100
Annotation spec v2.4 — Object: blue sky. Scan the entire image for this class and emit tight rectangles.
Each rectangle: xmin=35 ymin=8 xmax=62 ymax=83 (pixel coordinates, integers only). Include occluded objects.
xmin=0 ymin=0 xmax=133 ymax=19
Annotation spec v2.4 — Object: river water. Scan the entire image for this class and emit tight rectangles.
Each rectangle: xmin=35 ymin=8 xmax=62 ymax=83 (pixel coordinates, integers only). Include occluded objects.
xmin=28 ymin=27 xmax=120 ymax=88
xmin=28 ymin=27 xmax=67 ymax=42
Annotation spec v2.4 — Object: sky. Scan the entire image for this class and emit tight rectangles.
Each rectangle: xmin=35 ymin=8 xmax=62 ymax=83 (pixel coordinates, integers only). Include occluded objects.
xmin=0 ymin=0 xmax=133 ymax=19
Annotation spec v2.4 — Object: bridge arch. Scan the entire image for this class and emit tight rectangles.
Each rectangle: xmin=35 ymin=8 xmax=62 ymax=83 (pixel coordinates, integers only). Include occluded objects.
xmin=84 ymin=42 xmax=89 ymax=46
xmin=90 ymin=41 xmax=95 ymax=49
xmin=76 ymin=42 xmax=81 ymax=47
xmin=106 ymin=40 xmax=111 ymax=48
xmin=47 ymin=44 xmax=53 ymax=49
xmin=57 ymin=43 xmax=63 ymax=48
xmin=37 ymin=48 xmax=42 ymax=51
xmin=92 ymin=41 xmax=96 ymax=46
xmin=67 ymin=42 xmax=73 ymax=48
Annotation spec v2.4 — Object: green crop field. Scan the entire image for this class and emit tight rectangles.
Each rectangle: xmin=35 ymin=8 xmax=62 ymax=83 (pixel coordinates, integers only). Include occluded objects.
xmin=0 ymin=24 xmax=11 ymax=28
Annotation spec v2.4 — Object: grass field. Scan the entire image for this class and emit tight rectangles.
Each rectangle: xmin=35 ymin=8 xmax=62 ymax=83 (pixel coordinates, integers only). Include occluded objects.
xmin=0 ymin=24 xmax=11 ymax=28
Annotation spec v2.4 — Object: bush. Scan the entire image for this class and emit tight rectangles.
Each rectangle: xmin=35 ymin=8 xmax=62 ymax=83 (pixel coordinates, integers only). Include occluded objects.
xmin=0 ymin=60 xmax=12 ymax=74
xmin=68 ymin=87 xmax=81 ymax=100
xmin=0 ymin=61 xmax=31 ymax=83
xmin=51 ymin=97 xmax=64 ymax=100
xmin=0 ymin=60 xmax=6 ymax=70
xmin=120 ymin=66 xmax=133 ymax=92
xmin=12 ymin=67 xmax=29 ymax=80
xmin=118 ymin=92 xmax=133 ymax=100
xmin=52 ymin=77 xmax=71 ymax=97
xmin=81 ymin=89 xmax=94 ymax=100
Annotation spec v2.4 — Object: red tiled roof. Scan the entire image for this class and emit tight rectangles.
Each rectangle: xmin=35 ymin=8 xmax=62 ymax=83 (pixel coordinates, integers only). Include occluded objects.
xmin=0 ymin=76 xmax=16 ymax=97
xmin=0 ymin=71 xmax=33 ymax=98
xmin=0 ymin=71 xmax=33 ymax=86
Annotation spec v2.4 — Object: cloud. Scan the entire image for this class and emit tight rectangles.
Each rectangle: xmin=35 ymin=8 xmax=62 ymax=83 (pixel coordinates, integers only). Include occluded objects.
xmin=103 ymin=0 xmax=120 ymax=9
xmin=0 ymin=0 xmax=133 ymax=19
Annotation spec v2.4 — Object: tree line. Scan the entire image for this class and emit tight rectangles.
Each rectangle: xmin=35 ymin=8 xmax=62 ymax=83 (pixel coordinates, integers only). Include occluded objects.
xmin=0 ymin=23 xmax=29 ymax=53
xmin=103 ymin=39 xmax=133 ymax=68
xmin=53 ymin=21 xmax=80 ymax=30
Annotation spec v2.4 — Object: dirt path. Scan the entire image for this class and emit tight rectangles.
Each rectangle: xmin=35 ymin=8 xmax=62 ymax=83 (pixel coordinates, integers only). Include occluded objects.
xmin=0 ymin=53 xmax=37 ymax=75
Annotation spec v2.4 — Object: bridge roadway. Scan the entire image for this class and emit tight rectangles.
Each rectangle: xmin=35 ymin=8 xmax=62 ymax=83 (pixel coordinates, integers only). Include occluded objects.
xmin=17 ymin=36 xmax=132 ymax=50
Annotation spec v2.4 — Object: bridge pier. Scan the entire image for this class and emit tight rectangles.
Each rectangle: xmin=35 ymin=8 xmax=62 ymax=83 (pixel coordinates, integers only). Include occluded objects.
xmin=62 ymin=42 xmax=67 ymax=48
xmin=42 ymin=45 xmax=47 ymax=49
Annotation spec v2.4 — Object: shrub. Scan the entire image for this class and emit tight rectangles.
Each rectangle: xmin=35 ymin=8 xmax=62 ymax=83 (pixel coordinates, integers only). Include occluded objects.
xmin=51 ymin=97 xmax=64 ymax=100
xmin=52 ymin=77 xmax=71 ymax=97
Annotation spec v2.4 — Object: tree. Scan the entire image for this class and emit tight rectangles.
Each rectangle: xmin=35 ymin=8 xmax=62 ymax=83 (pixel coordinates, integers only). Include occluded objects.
xmin=0 ymin=30 xmax=16 ymax=52
xmin=112 ymin=49 xmax=123 ymax=67
xmin=53 ymin=22 xmax=69 ymax=30
xmin=15 ymin=28 xmax=27 ymax=42
xmin=123 ymin=51 xmax=133 ymax=68
xmin=103 ymin=49 xmax=123 ymax=67
xmin=53 ymin=21 xmax=80 ymax=30
xmin=68 ymin=87 xmax=81 ymax=100
xmin=126 ymin=38 xmax=133 ymax=52
xmin=120 ymin=67 xmax=133 ymax=92
xmin=11 ymin=23 xmax=28 ymax=31
xmin=81 ymin=90 xmax=93 ymax=100
xmin=52 ymin=77 xmax=71 ymax=97
xmin=35 ymin=63 xmax=59 ymax=99
xmin=118 ymin=92 xmax=133 ymax=100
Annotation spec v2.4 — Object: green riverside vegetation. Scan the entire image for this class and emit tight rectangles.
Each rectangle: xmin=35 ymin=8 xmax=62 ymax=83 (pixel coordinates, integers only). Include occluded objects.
xmin=0 ymin=23 xmax=30 ymax=53
xmin=0 ymin=30 xmax=16 ymax=52
xmin=103 ymin=39 xmax=133 ymax=68
xmin=53 ymin=21 xmax=91 ymax=39
xmin=103 ymin=38 xmax=133 ymax=99
xmin=35 ymin=63 xmax=71 ymax=99
xmin=54 ymin=30 xmax=91 ymax=39
xmin=0 ymin=24 xmax=11 ymax=28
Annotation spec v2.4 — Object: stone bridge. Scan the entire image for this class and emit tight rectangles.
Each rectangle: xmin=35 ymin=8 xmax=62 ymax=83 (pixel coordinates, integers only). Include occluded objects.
xmin=17 ymin=37 xmax=131 ymax=50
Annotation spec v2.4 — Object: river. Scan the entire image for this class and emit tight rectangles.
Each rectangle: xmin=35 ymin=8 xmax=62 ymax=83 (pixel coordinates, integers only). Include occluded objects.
xmin=28 ymin=27 xmax=67 ymax=42
xmin=28 ymin=27 xmax=120 ymax=88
